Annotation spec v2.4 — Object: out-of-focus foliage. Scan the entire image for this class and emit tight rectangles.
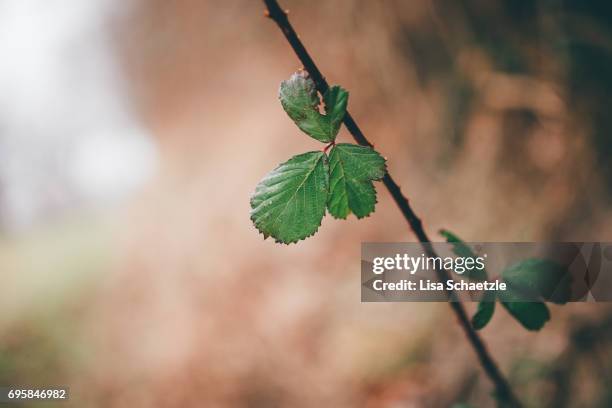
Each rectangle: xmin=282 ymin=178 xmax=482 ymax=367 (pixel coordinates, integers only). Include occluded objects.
xmin=441 ymin=230 xmax=554 ymax=331
xmin=502 ymin=258 xmax=571 ymax=304
xmin=440 ymin=229 xmax=487 ymax=281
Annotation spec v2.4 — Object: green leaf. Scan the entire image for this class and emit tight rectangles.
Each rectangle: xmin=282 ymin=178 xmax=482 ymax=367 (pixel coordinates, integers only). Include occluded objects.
xmin=440 ymin=230 xmax=497 ymax=328
xmin=439 ymin=229 xmax=488 ymax=282
xmin=502 ymin=258 xmax=571 ymax=304
xmin=472 ymin=291 xmax=496 ymax=330
xmin=323 ymin=85 xmax=348 ymax=136
xmin=250 ymin=151 xmax=329 ymax=244
xmin=327 ymin=143 xmax=386 ymax=219
xmin=498 ymin=288 xmax=550 ymax=331
xmin=278 ymin=72 xmax=347 ymax=143
xmin=439 ymin=230 xmax=476 ymax=258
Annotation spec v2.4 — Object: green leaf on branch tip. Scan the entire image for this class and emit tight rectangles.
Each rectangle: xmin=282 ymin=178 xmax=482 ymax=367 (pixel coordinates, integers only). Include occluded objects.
xmin=439 ymin=229 xmax=488 ymax=282
xmin=498 ymin=288 xmax=550 ymax=331
xmin=250 ymin=151 xmax=329 ymax=244
xmin=279 ymin=72 xmax=348 ymax=143
xmin=327 ymin=143 xmax=386 ymax=219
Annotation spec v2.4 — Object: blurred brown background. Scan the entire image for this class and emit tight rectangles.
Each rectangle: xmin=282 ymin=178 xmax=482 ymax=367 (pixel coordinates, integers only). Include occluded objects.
xmin=1 ymin=0 xmax=612 ymax=407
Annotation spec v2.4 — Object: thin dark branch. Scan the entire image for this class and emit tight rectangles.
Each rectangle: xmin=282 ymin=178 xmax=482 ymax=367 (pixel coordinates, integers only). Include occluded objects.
xmin=261 ymin=1 xmax=522 ymax=406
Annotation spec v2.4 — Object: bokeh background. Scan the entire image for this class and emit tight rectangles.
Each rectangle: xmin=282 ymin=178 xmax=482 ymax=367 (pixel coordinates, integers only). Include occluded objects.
xmin=1 ymin=0 xmax=612 ymax=406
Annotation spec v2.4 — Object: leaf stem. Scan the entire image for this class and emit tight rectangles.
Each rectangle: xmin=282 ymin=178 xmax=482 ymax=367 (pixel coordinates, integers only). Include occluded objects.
xmin=261 ymin=1 xmax=522 ymax=406
xmin=322 ymin=141 xmax=335 ymax=154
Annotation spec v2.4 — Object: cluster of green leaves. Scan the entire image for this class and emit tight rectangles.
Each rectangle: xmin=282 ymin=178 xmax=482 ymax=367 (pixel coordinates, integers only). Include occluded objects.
xmin=441 ymin=230 xmax=570 ymax=331
xmin=251 ymin=72 xmax=387 ymax=244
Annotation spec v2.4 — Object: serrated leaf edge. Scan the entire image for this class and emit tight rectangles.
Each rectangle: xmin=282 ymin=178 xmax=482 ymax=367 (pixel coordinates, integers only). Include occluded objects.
xmin=250 ymin=152 xmax=328 ymax=245
xmin=327 ymin=143 xmax=387 ymax=220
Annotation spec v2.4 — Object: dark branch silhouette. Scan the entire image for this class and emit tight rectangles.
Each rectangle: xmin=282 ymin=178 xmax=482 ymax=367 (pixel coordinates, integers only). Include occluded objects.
xmin=261 ymin=1 xmax=522 ymax=406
